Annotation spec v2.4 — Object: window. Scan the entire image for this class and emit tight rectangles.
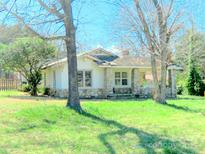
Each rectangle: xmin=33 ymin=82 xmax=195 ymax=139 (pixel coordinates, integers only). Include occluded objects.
xmin=122 ymin=72 xmax=128 ymax=85
xmin=85 ymin=71 xmax=92 ymax=87
xmin=77 ymin=71 xmax=84 ymax=87
xmin=115 ymin=72 xmax=128 ymax=86
xmin=78 ymin=71 xmax=92 ymax=87
xmin=115 ymin=72 xmax=121 ymax=86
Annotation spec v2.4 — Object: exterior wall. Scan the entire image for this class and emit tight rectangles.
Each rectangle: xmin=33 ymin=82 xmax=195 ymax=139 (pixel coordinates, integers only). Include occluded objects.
xmin=43 ymin=63 xmax=64 ymax=90
xmin=59 ymin=57 xmax=105 ymax=90
xmin=77 ymin=57 xmax=104 ymax=89
xmin=44 ymin=56 xmax=106 ymax=98
xmin=43 ymin=57 xmax=177 ymax=98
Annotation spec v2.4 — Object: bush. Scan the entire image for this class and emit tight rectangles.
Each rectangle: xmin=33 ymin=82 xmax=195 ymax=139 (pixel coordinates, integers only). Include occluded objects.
xmin=177 ymin=85 xmax=183 ymax=95
xmin=37 ymin=85 xmax=44 ymax=94
xmin=187 ymin=64 xmax=205 ymax=96
xmin=19 ymin=84 xmax=31 ymax=92
xmin=44 ymin=88 xmax=51 ymax=96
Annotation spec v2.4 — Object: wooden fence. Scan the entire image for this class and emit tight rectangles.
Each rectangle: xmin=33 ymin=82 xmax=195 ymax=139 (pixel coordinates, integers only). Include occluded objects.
xmin=0 ymin=79 xmax=20 ymax=91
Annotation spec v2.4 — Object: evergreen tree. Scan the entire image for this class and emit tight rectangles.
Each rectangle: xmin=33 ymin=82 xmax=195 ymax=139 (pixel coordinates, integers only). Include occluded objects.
xmin=187 ymin=60 xmax=205 ymax=96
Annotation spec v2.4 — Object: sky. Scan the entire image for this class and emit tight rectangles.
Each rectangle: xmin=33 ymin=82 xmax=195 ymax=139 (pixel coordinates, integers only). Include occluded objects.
xmin=74 ymin=0 xmax=205 ymax=50
xmin=1 ymin=0 xmax=205 ymax=51
xmin=73 ymin=1 xmax=120 ymax=50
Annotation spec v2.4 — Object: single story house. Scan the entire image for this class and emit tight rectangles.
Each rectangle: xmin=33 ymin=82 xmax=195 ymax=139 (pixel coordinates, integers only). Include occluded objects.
xmin=42 ymin=48 xmax=181 ymax=98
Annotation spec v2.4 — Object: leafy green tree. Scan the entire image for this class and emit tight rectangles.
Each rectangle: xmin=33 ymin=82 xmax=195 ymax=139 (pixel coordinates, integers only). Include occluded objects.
xmin=187 ymin=60 xmax=205 ymax=96
xmin=176 ymin=30 xmax=205 ymax=79
xmin=0 ymin=37 xmax=56 ymax=96
xmin=0 ymin=43 xmax=7 ymax=50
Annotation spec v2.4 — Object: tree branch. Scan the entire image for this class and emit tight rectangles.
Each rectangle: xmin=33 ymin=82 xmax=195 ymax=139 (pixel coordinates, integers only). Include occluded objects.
xmin=36 ymin=0 xmax=64 ymax=19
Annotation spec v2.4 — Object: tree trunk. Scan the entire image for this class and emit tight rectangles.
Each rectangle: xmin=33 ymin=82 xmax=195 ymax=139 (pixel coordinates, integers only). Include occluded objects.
xmin=159 ymin=52 xmax=167 ymax=104
xmin=150 ymin=55 xmax=160 ymax=102
xmin=153 ymin=0 xmax=168 ymax=104
xmin=65 ymin=39 xmax=81 ymax=112
xmin=151 ymin=55 xmax=167 ymax=104
xmin=30 ymin=84 xmax=38 ymax=96
xmin=63 ymin=0 xmax=82 ymax=112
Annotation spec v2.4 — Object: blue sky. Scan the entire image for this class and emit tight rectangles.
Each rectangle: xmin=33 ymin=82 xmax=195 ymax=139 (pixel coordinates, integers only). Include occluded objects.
xmin=1 ymin=0 xmax=205 ymax=51
xmin=74 ymin=0 xmax=205 ymax=50
xmin=73 ymin=1 xmax=120 ymax=50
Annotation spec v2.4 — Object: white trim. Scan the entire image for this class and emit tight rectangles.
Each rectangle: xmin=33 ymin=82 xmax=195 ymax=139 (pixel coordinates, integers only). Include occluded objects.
xmin=43 ymin=48 xmax=118 ymax=69
xmin=42 ymin=58 xmax=67 ymax=69
xmin=99 ymin=65 xmax=152 ymax=69
xmin=114 ymin=71 xmax=129 ymax=88
xmin=167 ymin=65 xmax=183 ymax=70
xmin=78 ymin=70 xmax=93 ymax=89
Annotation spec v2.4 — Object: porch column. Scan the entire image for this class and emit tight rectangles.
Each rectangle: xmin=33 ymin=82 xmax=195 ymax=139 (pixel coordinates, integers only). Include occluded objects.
xmin=132 ymin=68 xmax=140 ymax=95
xmin=171 ymin=69 xmax=177 ymax=98
xmin=104 ymin=68 xmax=113 ymax=96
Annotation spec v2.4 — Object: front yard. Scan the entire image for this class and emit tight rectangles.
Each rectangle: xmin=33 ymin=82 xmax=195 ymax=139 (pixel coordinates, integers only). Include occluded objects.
xmin=0 ymin=91 xmax=205 ymax=154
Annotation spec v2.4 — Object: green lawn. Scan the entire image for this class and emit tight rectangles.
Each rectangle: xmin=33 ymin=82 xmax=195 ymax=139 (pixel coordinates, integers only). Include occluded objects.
xmin=0 ymin=91 xmax=205 ymax=154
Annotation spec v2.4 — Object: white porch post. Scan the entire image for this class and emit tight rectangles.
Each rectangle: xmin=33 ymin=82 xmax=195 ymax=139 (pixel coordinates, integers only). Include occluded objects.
xmin=171 ymin=69 xmax=177 ymax=98
xmin=104 ymin=68 xmax=113 ymax=96
xmin=132 ymin=68 xmax=140 ymax=95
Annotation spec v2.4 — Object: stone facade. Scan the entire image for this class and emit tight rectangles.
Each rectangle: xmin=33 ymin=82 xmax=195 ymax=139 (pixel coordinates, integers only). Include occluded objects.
xmin=79 ymin=89 xmax=107 ymax=98
xmin=50 ymin=88 xmax=107 ymax=99
xmin=113 ymin=88 xmax=132 ymax=94
xmin=48 ymin=68 xmax=177 ymax=99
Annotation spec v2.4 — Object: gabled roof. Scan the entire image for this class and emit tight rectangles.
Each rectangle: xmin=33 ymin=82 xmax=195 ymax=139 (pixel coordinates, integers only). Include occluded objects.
xmin=42 ymin=48 xmax=182 ymax=70
xmin=42 ymin=48 xmax=117 ymax=69
xmin=99 ymin=56 xmax=153 ymax=68
xmin=79 ymin=48 xmax=118 ymax=64
xmin=42 ymin=57 xmax=67 ymax=69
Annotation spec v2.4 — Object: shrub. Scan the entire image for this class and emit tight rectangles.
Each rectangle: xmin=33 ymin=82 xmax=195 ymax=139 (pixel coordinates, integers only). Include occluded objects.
xmin=19 ymin=84 xmax=31 ymax=92
xmin=187 ymin=64 xmax=205 ymax=96
xmin=37 ymin=85 xmax=44 ymax=94
xmin=44 ymin=88 xmax=51 ymax=96
xmin=177 ymin=85 xmax=183 ymax=95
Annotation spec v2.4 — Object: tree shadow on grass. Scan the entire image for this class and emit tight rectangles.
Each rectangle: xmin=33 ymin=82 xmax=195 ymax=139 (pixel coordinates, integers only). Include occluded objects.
xmin=82 ymin=111 xmax=196 ymax=154
xmin=166 ymin=104 xmax=197 ymax=113
xmin=9 ymin=95 xmax=64 ymax=101
xmin=165 ymin=104 xmax=205 ymax=116
xmin=176 ymin=97 xmax=205 ymax=101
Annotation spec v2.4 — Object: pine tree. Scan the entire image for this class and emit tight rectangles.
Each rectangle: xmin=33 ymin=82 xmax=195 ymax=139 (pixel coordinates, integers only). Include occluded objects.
xmin=187 ymin=60 xmax=205 ymax=96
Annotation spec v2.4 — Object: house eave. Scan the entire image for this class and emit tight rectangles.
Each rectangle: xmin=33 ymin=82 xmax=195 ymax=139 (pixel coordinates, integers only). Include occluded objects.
xmin=42 ymin=58 xmax=67 ymax=69
xmin=98 ymin=65 xmax=152 ymax=69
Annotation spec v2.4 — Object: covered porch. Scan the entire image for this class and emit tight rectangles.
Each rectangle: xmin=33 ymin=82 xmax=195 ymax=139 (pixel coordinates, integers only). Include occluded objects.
xmin=104 ymin=66 xmax=178 ymax=98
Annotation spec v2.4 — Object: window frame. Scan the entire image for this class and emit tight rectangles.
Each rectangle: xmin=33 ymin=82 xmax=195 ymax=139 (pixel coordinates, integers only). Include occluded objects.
xmin=77 ymin=70 xmax=93 ymax=88
xmin=114 ymin=72 xmax=128 ymax=87
xmin=77 ymin=71 xmax=84 ymax=88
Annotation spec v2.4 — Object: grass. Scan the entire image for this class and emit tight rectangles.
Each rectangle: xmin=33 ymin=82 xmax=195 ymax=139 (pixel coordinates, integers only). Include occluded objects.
xmin=0 ymin=91 xmax=205 ymax=154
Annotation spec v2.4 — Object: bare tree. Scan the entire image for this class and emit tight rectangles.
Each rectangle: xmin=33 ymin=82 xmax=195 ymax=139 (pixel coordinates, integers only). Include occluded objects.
xmin=1 ymin=0 xmax=83 ymax=112
xmin=116 ymin=0 xmax=183 ymax=103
